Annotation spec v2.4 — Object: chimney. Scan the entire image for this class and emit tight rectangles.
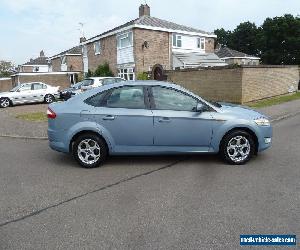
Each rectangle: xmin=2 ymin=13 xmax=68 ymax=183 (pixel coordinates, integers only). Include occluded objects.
xmin=40 ymin=50 xmax=45 ymax=57
xmin=80 ymin=37 xmax=86 ymax=43
xmin=139 ymin=4 xmax=150 ymax=17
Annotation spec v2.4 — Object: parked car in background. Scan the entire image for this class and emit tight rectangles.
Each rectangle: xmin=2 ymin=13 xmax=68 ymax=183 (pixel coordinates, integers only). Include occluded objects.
xmin=59 ymin=81 xmax=85 ymax=101
xmin=48 ymin=81 xmax=272 ymax=168
xmin=0 ymin=82 xmax=59 ymax=108
xmin=80 ymin=77 xmax=124 ymax=91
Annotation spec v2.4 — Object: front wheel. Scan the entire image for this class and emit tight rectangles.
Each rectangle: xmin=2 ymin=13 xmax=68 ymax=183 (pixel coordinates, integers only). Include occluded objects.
xmin=72 ymin=133 xmax=108 ymax=168
xmin=220 ymin=130 xmax=255 ymax=165
xmin=0 ymin=97 xmax=11 ymax=108
xmin=44 ymin=94 xmax=55 ymax=104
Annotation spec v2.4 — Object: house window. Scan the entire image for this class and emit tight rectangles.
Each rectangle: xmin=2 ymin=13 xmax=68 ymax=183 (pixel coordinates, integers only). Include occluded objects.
xmin=117 ymin=32 xmax=133 ymax=49
xmin=197 ymin=38 xmax=205 ymax=50
xmin=94 ymin=41 xmax=101 ymax=55
xmin=173 ymin=34 xmax=182 ymax=48
xmin=33 ymin=66 xmax=39 ymax=72
xmin=118 ymin=68 xmax=135 ymax=80
xmin=61 ymin=56 xmax=67 ymax=65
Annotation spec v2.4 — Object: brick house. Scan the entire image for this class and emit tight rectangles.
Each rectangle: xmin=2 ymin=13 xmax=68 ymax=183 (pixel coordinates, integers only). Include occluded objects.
xmin=81 ymin=4 xmax=225 ymax=80
xmin=19 ymin=50 xmax=49 ymax=73
xmin=49 ymin=46 xmax=83 ymax=73
xmin=215 ymin=47 xmax=260 ymax=66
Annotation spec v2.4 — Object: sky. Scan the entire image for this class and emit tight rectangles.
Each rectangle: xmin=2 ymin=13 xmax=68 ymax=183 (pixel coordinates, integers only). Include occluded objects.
xmin=0 ymin=0 xmax=299 ymax=65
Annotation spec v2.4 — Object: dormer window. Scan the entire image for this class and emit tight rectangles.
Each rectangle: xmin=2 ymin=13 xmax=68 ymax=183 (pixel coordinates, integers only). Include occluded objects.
xmin=197 ymin=37 xmax=205 ymax=50
xmin=173 ymin=34 xmax=182 ymax=48
xmin=94 ymin=41 xmax=101 ymax=55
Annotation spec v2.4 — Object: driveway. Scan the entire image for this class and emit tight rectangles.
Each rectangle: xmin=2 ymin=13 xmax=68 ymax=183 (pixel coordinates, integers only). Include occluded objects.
xmin=0 ymin=114 xmax=299 ymax=249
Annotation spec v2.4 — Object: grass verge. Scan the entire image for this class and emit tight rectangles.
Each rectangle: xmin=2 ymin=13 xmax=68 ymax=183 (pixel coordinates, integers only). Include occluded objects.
xmin=15 ymin=112 xmax=47 ymax=122
xmin=247 ymin=92 xmax=300 ymax=108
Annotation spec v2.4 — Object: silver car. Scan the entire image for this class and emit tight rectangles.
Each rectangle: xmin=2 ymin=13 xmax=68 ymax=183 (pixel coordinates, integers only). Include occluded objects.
xmin=0 ymin=82 xmax=59 ymax=108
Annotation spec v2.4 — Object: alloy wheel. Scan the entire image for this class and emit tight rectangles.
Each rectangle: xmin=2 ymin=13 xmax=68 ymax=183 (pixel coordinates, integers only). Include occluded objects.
xmin=226 ymin=135 xmax=251 ymax=163
xmin=77 ymin=139 xmax=101 ymax=165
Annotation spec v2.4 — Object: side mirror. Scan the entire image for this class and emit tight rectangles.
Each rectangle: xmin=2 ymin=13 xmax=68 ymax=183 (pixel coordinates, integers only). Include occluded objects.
xmin=196 ymin=103 xmax=207 ymax=112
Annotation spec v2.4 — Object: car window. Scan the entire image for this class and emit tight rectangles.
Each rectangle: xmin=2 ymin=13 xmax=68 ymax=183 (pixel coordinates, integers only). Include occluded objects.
xmin=32 ymin=83 xmax=44 ymax=90
xmin=19 ymin=84 xmax=32 ymax=91
xmin=82 ymin=79 xmax=94 ymax=86
xmin=102 ymin=79 xmax=116 ymax=85
xmin=84 ymin=91 xmax=108 ymax=107
xmin=114 ymin=78 xmax=123 ymax=83
xmin=42 ymin=84 xmax=47 ymax=89
xmin=104 ymin=86 xmax=145 ymax=109
xmin=152 ymin=86 xmax=198 ymax=111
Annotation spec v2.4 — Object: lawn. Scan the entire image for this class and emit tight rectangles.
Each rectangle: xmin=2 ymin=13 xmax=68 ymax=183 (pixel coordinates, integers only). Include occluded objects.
xmin=247 ymin=92 xmax=300 ymax=108
xmin=15 ymin=112 xmax=47 ymax=122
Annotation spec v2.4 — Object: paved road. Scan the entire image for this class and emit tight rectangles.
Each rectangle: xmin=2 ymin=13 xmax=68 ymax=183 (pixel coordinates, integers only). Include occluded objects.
xmin=0 ymin=114 xmax=299 ymax=249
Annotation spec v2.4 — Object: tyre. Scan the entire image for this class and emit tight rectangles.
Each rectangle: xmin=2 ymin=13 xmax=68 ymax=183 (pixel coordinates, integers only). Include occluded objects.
xmin=0 ymin=97 xmax=11 ymax=108
xmin=220 ymin=130 xmax=255 ymax=165
xmin=72 ymin=133 xmax=108 ymax=168
xmin=44 ymin=94 xmax=55 ymax=104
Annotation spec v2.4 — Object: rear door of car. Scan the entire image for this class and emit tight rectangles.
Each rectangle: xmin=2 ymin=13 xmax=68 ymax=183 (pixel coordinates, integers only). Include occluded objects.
xmin=88 ymin=85 xmax=154 ymax=151
xmin=31 ymin=83 xmax=47 ymax=101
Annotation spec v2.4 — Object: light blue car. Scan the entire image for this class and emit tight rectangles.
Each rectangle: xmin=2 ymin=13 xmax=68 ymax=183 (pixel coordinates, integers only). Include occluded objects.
xmin=47 ymin=81 xmax=272 ymax=168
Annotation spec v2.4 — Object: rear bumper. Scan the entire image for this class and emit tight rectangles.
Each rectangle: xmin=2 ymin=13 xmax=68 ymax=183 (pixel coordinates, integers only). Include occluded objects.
xmin=48 ymin=129 xmax=69 ymax=153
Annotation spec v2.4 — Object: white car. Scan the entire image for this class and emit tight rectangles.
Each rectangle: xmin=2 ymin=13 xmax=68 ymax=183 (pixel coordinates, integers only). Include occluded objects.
xmin=80 ymin=77 xmax=124 ymax=91
xmin=0 ymin=82 xmax=59 ymax=108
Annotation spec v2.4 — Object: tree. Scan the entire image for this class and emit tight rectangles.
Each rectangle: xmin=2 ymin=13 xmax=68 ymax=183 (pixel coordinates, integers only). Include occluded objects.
xmin=214 ymin=14 xmax=300 ymax=65
xmin=0 ymin=60 xmax=14 ymax=77
xmin=259 ymin=14 xmax=300 ymax=64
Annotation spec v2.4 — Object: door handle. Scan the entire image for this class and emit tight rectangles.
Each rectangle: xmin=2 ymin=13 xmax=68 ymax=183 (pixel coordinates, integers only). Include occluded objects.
xmin=158 ymin=117 xmax=171 ymax=123
xmin=103 ymin=115 xmax=115 ymax=120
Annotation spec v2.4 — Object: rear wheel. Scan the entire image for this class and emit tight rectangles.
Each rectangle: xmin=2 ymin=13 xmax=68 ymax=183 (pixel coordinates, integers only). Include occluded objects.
xmin=44 ymin=94 xmax=54 ymax=104
xmin=72 ymin=133 xmax=108 ymax=168
xmin=220 ymin=130 xmax=255 ymax=165
xmin=0 ymin=97 xmax=11 ymax=108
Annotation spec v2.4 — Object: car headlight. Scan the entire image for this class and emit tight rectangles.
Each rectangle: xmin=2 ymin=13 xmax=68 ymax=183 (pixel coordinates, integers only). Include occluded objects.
xmin=254 ymin=117 xmax=270 ymax=126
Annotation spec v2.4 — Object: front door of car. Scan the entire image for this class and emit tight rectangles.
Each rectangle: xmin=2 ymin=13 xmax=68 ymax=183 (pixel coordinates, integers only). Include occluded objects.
xmin=92 ymin=86 xmax=153 ymax=150
xmin=17 ymin=84 xmax=33 ymax=103
xmin=150 ymin=86 xmax=213 ymax=149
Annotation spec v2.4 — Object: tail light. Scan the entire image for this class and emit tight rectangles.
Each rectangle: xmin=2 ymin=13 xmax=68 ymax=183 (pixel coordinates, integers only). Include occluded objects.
xmin=47 ymin=108 xmax=57 ymax=119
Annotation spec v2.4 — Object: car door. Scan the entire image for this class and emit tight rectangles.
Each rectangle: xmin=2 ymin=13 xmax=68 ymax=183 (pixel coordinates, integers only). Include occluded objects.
xmin=150 ymin=86 xmax=213 ymax=149
xmin=31 ymin=83 xmax=46 ymax=102
xmin=16 ymin=83 xmax=33 ymax=103
xmin=91 ymin=85 xmax=153 ymax=151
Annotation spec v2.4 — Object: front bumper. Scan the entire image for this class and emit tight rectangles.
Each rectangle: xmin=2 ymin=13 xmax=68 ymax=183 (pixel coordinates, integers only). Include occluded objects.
xmin=257 ymin=125 xmax=273 ymax=152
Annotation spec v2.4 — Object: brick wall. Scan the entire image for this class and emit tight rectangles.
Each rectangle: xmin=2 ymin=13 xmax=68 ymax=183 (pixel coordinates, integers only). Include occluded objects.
xmin=134 ymin=28 xmax=171 ymax=75
xmin=51 ymin=58 xmax=61 ymax=72
xmin=86 ymin=35 xmax=117 ymax=75
xmin=67 ymin=55 xmax=83 ymax=72
xmin=166 ymin=67 xmax=243 ymax=103
xmin=0 ymin=78 xmax=13 ymax=92
xmin=11 ymin=73 xmax=77 ymax=89
xmin=166 ymin=66 xmax=300 ymax=104
xmin=205 ymin=38 xmax=215 ymax=53
xmin=242 ymin=66 xmax=299 ymax=103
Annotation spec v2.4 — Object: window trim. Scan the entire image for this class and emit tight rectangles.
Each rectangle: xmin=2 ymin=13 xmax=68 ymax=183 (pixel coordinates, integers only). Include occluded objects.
xmin=94 ymin=41 xmax=101 ymax=55
xmin=197 ymin=37 xmax=205 ymax=50
xmin=172 ymin=34 xmax=182 ymax=48
xmin=117 ymin=31 xmax=133 ymax=49
xmin=149 ymin=86 xmax=203 ymax=112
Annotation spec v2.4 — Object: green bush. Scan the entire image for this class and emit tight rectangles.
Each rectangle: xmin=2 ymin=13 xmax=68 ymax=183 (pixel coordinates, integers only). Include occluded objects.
xmin=137 ymin=72 xmax=148 ymax=80
xmin=93 ymin=62 xmax=114 ymax=77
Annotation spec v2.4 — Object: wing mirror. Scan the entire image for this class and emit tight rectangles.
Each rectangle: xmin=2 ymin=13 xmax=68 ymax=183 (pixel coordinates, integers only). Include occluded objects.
xmin=196 ymin=103 xmax=207 ymax=112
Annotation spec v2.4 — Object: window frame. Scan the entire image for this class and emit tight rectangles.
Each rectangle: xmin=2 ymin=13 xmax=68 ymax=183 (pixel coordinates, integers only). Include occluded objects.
xmin=94 ymin=41 xmax=101 ymax=55
xmin=118 ymin=68 xmax=135 ymax=80
xmin=117 ymin=31 xmax=133 ymax=49
xmin=173 ymin=34 xmax=182 ymax=48
xmin=197 ymin=37 xmax=205 ymax=50
xmin=149 ymin=86 xmax=204 ymax=112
